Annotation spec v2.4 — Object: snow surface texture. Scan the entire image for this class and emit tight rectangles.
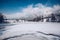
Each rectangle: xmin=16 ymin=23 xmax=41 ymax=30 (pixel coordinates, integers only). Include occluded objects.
xmin=0 ymin=22 xmax=60 ymax=40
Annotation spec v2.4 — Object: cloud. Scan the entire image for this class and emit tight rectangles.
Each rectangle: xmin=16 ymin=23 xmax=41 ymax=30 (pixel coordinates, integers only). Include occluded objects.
xmin=52 ymin=5 xmax=60 ymax=13
xmin=5 ymin=3 xmax=60 ymax=20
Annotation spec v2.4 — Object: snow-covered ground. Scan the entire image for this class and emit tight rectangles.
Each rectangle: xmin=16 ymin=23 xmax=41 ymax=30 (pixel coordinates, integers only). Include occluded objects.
xmin=0 ymin=22 xmax=60 ymax=40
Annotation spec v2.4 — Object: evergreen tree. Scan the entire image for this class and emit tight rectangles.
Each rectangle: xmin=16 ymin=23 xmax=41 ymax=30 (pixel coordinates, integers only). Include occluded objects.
xmin=51 ymin=14 xmax=56 ymax=22
xmin=0 ymin=13 xmax=4 ymax=23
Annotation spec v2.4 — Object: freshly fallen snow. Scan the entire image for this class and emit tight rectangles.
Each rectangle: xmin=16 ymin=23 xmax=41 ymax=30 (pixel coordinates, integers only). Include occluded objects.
xmin=0 ymin=22 xmax=60 ymax=40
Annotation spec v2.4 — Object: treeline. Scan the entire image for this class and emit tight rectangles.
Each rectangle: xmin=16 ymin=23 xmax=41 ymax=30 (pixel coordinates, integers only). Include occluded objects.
xmin=0 ymin=12 xmax=60 ymax=23
xmin=27 ymin=13 xmax=60 ymax=22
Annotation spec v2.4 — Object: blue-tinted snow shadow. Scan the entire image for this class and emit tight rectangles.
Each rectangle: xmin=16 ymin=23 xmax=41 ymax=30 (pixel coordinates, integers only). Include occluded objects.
xmin=0 ymin=23 xmax=16 ymax=36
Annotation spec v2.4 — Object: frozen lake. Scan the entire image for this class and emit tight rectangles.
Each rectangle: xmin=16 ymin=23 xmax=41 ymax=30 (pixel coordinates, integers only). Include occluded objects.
xmin=0 ymin=22 xmax=60 ymax=40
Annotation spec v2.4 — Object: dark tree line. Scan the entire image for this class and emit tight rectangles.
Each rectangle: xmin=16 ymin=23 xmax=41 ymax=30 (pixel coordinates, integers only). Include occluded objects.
xmin=27 ymin=13 xmax=60 ymax=22
xmin=0 ymin=12 xmax=60 ymax=23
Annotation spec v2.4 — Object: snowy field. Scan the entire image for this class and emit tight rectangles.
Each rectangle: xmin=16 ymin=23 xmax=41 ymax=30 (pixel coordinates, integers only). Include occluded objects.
xmin=0 ymin=22 xmax=60 ymax=40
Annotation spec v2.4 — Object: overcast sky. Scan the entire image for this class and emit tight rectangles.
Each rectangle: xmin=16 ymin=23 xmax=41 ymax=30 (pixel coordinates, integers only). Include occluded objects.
xmin=0 ymin=0 xmax=60 ymax=19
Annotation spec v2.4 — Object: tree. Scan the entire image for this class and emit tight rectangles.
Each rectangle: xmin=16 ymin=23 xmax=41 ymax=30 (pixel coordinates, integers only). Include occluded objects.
xmin=0 ymin=13 xmax=4 ymax=23
xmin=51 ymin=14 xmax=56 ymax=22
